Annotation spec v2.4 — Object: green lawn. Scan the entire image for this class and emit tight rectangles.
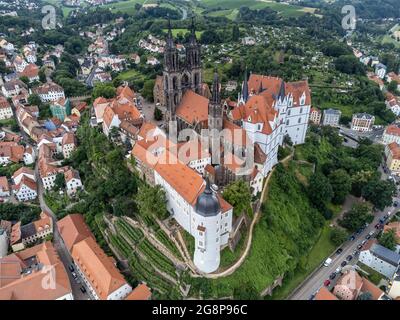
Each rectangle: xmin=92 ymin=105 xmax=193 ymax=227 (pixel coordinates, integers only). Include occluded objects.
xmin=116 ymin=69 xmax=146 ymax=82
xmin=162 ymin=29 xmax=203 ymax=38
xmin=199 ymin=0 xmax=317 ymax=19
xmin=98 ymin=0 xmax=145 ymax=14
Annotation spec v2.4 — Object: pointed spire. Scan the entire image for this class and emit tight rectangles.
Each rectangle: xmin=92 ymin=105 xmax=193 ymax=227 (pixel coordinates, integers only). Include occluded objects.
xmin=242 ymin=68 xmax=249 ymax=103
xmin=278 ymin=80 xmax=285 ymax=100
xmin=258 ymin=80 xmax=263 ymax=94
xmin=166 ymin=16 xmax=174 ymax=48
xmin=189 ymin=15 xmax=197 ymax=43
xmin=211 ymin=69 xmax=220 ymax=104
xmin=204 ymin=177 xmax=212 ymax=194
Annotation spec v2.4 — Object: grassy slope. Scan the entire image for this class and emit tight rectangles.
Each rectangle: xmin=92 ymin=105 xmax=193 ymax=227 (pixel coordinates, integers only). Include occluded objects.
xmin=204 ymin=161 xmax=327 ymax=298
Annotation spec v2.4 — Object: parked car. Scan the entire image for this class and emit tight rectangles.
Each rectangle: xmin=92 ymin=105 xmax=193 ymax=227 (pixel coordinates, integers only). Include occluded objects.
xmin=349 ymin=235 xmax=356 ymax=241
xmin=68 ymin=265 xmax=74 ymax=272
xmin=335 ymin=267 xmax=342 ymax=274
xmin=375 ymin=223 xmax=382 ymax=229
xmin=341 ymin=261 xmax=347 ymax=267
xmin=71 ymin=272 xmax=77 ymax=278
xmin=346 ymin=255 xmax=353 ymax=261
xmin=324 ymin=280 xmax=331 ymax=286
xmin=357 ymin=244 xmax=363 ymax=250
xmin=329 ymin=272 xmax=336 ymax=280
xmin=366 ymin=234 xmax=371 ymax=240
xmin=324 ymin=258 xmax=333 ymax=267
xmin=80 ymin=286 xmax=87 ymax=293
xmin=336 ymin=248 xmax=343 ymax=255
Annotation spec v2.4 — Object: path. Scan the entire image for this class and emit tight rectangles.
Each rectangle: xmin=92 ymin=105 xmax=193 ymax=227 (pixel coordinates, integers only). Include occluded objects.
xmin=199 ymin=151 xmax=294 ymax=279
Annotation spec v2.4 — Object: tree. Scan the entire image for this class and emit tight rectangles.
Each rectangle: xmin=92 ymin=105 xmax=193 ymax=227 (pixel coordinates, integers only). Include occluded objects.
xmin=308 ymin=172 xmax=333 ymax=207
xmin=329 ymin=169 xmax=351 ymax=204
xmin=222 ymin=180 xmax=252 ymax=216
xmin=39 ymin=69 xmax=47 ymax=83
xmin=142 ymin=79 xmax=155 ymax=102
xmin=357 ymin=292 xmax=373 ymax=300
xmin=232 ymin=25 xmax=240 ymax=42
xmin=330 ymin=227 xmax=348 ymax=246
xmin=19 ymin=76 xmax=30 ymax=86
xmin=339 ymin=203 xmax=374 ymax=232
xmin=362 ymin=179 xmax=396 ymax=210
xmin=379 ymin=229 xmax=397 ymax=251
xmin=334 ymin=55 xmax=365 ymax=75
xmin=28 ymin=94 xmax=42 ymax=106
xmin=54 ymin=173 xmax=66 ymax=191
xmin=154 ymin=106 xmax=163 ymax=121
xmin=388 ymin=80 xmax=399 ymax=94
xmin=136 ymin=184 xmax=168 ymax=220
xmin=92 ymin=83 xmax=116 ymax=99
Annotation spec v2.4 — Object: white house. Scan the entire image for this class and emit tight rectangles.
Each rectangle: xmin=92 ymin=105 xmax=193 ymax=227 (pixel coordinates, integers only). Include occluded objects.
xmin=64 ymin=169 xmax=83 ymax=196
xmin=375 ymin=63 xmax=387 ymax=79
xmin=13 ymin=176 xmax=37 ymax=202
xmin=12 ymin=167 xmax=36 ymax=185
xmin=351 ymin=113 xmax=375 ymax=132
xmin=62 ymin=132 xmax=76 ymax=159
xmin=359 ymin=240 xmax=400 ymax=279
xmin=34 ymin=83 xmax=65 ymax=103
xmin=383 ymin=124 xmax=400 ymax=145
xmin=0 ymin=96 xmax=13 ymax=120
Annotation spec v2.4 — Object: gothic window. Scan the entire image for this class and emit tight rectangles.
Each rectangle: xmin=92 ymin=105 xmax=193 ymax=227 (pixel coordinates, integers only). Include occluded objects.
xmin=174 ymin=94 xmax=179 ymax=105
xmin=164 ymin=76 xmax=168 ymax=90
xmin=298 ymin=118 xmax=301 ymax=124
xmin=182 ymin=74 xmax=189 ymax=89
xmin=173 ymin=77 xmax=178 ymax=90
xmin=194 ymin=73 xmax=199 ymax=88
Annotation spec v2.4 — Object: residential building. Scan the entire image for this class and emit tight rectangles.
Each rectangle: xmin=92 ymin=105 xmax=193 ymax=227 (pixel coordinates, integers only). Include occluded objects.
xmin=153 ymin=75 xmax=165 ymax=107
xmin=351 ymin=113 xmax=375 ymax=132
xmin=322 ymin=108 xmax=341 ymax=127
xmin=64 ymin=169 xmax=83 ymax=196
xmin=359 ymin=240 xmax=400 ymax=279
xmin=309 ymin=107 xmax=322 ymax=125
xmin=13 ymin=176 xmax=37 ymax=202
xmin=10 ymin=212 xmax=53 ymax=251
xmin=50 ymin=98 xmax=71 ymax=121
xmin=0 ymin=142 xmax=24 ymax=165
xmin=1 ymin=79 xmax=27 ymax=98
xmin=12 ymin=167 xmax=35 ymax=185
xmin=0 ymin=176 xmax=10 ymax=198
xmin=34 ymin=83 xmax=65 ymax=103
xmin=385 ymin=142 xmax=400 ymax=175
xmin=0 ymin=227 xmax=8 ymax=258
xmin=62 ymin=132 xmax=77 ymax=158
xmin=385 ymin=93 xmax=400 ymax=116
xmin=375 ymin=63 xmax=387 ymax=79
xmin=386 ymin=72 xmax=400 ymax=91
xmin=72 ymin=237 xmax=132 ymax=300
xmin=0 ymin=241 xmax=73 ymax=300
xmin=383 ymin=124 xmax=400 ymax=145
xmin=0 ymin=96 xmax=13 ymax=120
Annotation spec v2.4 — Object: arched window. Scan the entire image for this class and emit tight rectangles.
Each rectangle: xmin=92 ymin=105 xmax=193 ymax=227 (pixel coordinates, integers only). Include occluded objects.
xmin=164 ymin=76 xmax=168 ymax=90
xmin=181 ymin=74 xmax=189 ymax=88
xmin=173 ymin=77 xmax=178 ymax=90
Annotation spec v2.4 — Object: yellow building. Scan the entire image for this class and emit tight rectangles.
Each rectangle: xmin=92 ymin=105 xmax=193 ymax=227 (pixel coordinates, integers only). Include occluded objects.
xmin=385 ymin=142 xmax=400 ymax=174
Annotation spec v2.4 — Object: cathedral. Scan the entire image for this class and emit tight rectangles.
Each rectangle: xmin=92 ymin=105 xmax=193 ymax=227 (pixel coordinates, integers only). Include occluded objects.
xmin=154 ymin=18 xmax=312 ymax=190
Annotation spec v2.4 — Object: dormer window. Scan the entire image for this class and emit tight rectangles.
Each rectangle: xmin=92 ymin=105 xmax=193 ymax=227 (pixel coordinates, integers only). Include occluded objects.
xmin=248 ymin=116 xmax=251 ymax=122
xmin=300 ymin=92 xmax=306 ymax=106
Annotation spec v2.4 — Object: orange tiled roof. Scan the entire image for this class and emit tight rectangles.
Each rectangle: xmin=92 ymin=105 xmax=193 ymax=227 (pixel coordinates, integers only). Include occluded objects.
xmin=315 ymin=287 xmax=338 ymax=300
xmin=361 ymin=277 xmax=384 ymax=300
xmin=0 ymin=242 xmax=72 ymax=300
xmin=125 ymin=284 xmax=151 ymax=300
xmin=71 ymin=237 xmax=128 ymax=300
xmin=57 ymin=214 xmax=95 ymax=252
xmin=176 ymin=90 xmax=209 ymax=125
xmin=0 ymin=176 xmax=9 ymax=192
xmin=388 ymin=142 xmax=400 ymax=160
xmin=385 ymin=124 xmax=400 ymax=137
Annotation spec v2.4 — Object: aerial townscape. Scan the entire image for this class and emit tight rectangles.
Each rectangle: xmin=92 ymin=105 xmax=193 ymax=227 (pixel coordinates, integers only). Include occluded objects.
xmin=0 ymin=0 xmax=400 ymax=305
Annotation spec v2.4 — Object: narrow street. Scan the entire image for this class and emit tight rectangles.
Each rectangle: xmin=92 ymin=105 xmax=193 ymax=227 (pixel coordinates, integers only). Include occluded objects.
xmin=34 ymin=161 xmax=91 ymax=300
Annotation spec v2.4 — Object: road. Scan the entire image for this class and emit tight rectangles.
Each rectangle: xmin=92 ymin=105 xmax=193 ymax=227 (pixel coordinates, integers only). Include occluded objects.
xmin=290 ymin=196 xmax=399 ymax=300
xmin=34 ymin=161 xmax=92 ymax=300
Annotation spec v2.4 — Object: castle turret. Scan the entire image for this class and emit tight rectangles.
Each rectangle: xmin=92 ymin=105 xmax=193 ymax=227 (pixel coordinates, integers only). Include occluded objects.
xmin=193 ymin=179 xmax=221 ymax=273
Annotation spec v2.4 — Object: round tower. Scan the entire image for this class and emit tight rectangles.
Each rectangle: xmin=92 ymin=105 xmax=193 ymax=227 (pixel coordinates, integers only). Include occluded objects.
xmin=193 ymin=179 xmax=221 ymax=273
